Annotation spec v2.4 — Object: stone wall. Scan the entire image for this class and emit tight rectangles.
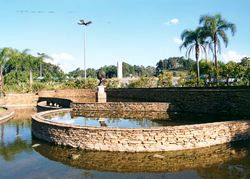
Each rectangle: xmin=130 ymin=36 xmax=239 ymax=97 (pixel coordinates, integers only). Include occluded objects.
xmin=37 ymin=101 xmax=62 ymax=112
xmin=72 ymin=102 xmax=169 ymax=112
xmin=71 ymin=110 xmax=168 ymax=120
xmin=32 ymin=109 xmax=250 ymax=152
xmin=38 ymin=89 xmax=96 ymax=103
xmin=0 ymin=89 xmax=96 ymax=108
xmin=0 ymin=108 xmax=15 ymax=124
xmin=107 ymin=87 xmax=250 ymax=115
xmin=0 ymin=93 xmax=38 ymax=108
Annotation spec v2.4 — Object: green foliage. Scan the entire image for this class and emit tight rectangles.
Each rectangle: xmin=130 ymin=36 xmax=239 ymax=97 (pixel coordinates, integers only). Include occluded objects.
xmin=128 ymin=77 xmax=157 ymax=88
xmin=106 ymin=78 xmax=120 ymax=88
xmin=31 ymin=82 xmax=46 ymax=92
xmin=157 ymin=72 xmax=173 ymax=87
xmin=4 ymin=71 xmax=29 ymax=85
xmin=156 ymin=57 xmax=195 ymax=75
xmin=68 ymin=68 xmax=84 ymax=78
xmin=123 ymin=62 xmax=156 ymax=77
xmin=63 ymin=78 xmax=98 ymax=89
xmin=199 ymin=14 xmax=236 ymax=71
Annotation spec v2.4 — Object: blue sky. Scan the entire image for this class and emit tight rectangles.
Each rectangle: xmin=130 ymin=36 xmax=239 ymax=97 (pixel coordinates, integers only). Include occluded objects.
xmin=0 ymin=0 xmax=249 ymax=72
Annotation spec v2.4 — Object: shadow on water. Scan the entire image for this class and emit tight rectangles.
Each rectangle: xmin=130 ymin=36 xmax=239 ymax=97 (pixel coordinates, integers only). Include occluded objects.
xmin=197 ymin=140 xmax=250 ymax=178
xmin=60 ymin=110 xmax=250 ymax=127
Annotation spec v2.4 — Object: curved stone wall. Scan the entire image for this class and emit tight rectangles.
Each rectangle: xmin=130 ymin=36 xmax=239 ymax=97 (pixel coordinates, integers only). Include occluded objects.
xmin=0 ymin=107 xmax=15 ymax=124
xmin=32 ymin=109 xmax=250 ymax=152
xmin=37 ymin=101 xmax=62 ymax=112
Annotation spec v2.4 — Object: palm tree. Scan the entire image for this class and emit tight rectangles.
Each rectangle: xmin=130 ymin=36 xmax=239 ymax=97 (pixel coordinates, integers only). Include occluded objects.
xmin=7 ymin=48 xmax=30 ymax=82
xmin=25 ymin=55 xmax=37 ymax=87
xmin=0 ymin=48 xmax=12 ymax=90
xmin=199 ymin=14 xmax=236 ymax=71
xmin=180 ymin=27 xmax=208 ymax=86
xmin=37 ymin=52 xmax=52 ymax=78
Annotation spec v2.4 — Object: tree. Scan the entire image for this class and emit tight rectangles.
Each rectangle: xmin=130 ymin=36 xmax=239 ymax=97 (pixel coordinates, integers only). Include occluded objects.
xmin=157 ymin=72 xmax=173 ymax=87
xmin=199 ymin=59 xmax=215 ymax=85
xmin=68 ymin=68 xmax=84 ymax=78
xmin=180 ymin=27 xmax=208 ymax=86
xmin=0 ymin=48 xmax=12 ymax=90
xmin=199 ymin=14 xmax=236 ymax=72
xmin=240 ymin=57 xmax=250 ymax=68
xmin=25 ymin=55 xmax=38 ymax=87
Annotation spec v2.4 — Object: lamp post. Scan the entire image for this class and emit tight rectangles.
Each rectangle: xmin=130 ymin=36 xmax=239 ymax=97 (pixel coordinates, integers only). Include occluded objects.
xmin=78 ymin=19 xmax=92 ymax=81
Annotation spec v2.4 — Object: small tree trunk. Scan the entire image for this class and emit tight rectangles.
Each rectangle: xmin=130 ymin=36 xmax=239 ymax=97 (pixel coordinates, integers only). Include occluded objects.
xmin=0 ymin=65 xmax=3 ymax=91
xmin=1 ymin=125 xmax=4 ymax=144
xmin=214 ymin=35 xmax=218 ymax=84
xmin=195 ymin=45 xmax=200 ymax=86
xmin=226 ymin=74 xmax=229 ymax=86
xmin=29 ymin=69 xmax=33 ymax=88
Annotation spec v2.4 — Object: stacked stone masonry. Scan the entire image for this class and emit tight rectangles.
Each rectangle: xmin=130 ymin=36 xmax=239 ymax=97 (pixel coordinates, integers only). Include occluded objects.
xmin=32 ymin=109 xmax=250 ymax=152
xmin=106 ymin=87 xmax=250 ymax=115
xmin=39 ymin=89 xmax=96 ymax=103
xmin=72 ymin=102 xmax=169 ymax=112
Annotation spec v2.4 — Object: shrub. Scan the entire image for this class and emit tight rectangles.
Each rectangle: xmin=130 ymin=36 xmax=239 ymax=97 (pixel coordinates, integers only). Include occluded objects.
xmin=157 ymin=72 xmax=173 ymax=87
xmin=106 ymin=78 xmax=120 ymax=88
xmin=128 ymin=77 xmax=157 ymax=88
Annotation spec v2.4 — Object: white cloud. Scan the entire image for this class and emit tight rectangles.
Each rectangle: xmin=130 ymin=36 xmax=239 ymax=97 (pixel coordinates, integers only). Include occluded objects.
xmin=165 ymin=18 xmax=179 ymax=25
xmin=222 ymin=51 xmax=247 ymax=63
xmin=46 ymin=52 xmax=77 ymax=72
xmin=173 ymin=37 xmax=182 ymax=45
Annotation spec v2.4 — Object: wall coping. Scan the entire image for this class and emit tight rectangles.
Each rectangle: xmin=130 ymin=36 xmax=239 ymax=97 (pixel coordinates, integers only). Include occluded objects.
xmin=33 ymin=108 xmax=250 ymax=131
xmin=32 ymin=108 xmax=250 ymax=152
xmin=0 ymin=107 xmax=15 ymax=124
xmin=107 ymin=87 xmax=250 ymax=92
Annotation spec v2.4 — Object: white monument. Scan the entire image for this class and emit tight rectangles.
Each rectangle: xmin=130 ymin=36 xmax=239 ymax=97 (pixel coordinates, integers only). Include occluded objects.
xmin=96 ymin=85 xmax=106 ymax=103
xmin=117 ymin=61 xmax=123 ymax=79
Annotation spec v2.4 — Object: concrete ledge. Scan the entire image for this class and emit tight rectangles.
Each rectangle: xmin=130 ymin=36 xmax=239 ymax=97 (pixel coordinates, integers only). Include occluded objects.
xmin=32 ymin=109 xmax=250 ymax=152
xmin=0 ymin=107 xmax=15 ymax=124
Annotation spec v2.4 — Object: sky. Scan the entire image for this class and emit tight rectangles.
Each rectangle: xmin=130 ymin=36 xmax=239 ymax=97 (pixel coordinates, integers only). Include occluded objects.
xmin=0 ymin=0 xmax=249 ymax=72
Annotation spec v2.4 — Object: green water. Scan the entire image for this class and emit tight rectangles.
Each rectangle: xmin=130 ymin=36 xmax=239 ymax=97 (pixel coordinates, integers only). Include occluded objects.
xmin=1 ymin=108 xmax=250 ymax=179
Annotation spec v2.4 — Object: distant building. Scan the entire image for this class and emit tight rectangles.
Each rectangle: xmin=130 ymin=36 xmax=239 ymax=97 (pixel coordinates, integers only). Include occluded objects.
xmin=117 ymin=61 xmax=123 ymax=79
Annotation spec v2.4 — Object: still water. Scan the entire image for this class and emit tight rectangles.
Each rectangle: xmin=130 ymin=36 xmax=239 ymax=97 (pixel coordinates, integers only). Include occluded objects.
xmin=1 ymin=108 xmax=250 ymax=179
xmin=45 ymin=110 xmax=248 ymax=128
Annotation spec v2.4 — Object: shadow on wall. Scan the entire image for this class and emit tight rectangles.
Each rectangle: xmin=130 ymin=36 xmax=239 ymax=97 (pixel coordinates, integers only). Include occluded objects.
xmin=37 ymin=97 xmax=72 ymax=112
xmin=106 ymin=87 xmax=250 ymax=115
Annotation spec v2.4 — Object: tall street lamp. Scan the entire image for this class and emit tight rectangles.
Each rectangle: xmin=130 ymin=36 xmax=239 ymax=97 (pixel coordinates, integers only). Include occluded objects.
xmin=78 ymin=19 xmax=92 ymax=81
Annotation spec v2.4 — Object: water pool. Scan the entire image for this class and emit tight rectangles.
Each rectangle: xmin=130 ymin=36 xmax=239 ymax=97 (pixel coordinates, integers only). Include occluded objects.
xmin=44 ymin=111 xmax=248 ymax=128
xmin=1 ymin=108 xmax=250 ymax=179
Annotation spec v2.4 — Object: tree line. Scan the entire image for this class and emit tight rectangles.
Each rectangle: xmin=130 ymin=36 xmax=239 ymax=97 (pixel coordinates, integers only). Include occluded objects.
xmin=0 ymin=14 xmax=249 ymax=92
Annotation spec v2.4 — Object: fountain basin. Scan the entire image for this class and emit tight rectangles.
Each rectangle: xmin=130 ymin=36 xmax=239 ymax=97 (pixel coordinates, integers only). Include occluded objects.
xmin=32 ymin=108 xmax=250 ymax=152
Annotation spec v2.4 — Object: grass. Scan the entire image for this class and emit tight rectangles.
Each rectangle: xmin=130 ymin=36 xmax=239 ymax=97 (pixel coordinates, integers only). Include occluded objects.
xmin=0 ymin=107 xmax=6 ymax=113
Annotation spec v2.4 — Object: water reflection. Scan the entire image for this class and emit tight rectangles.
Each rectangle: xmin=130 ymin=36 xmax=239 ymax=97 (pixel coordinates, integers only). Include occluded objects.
xmin=197 ymin=141 xmax=250 ymax=178
xmin=46 ymin=110 xmax=249 ymax=128
xmin=0 ymin=108 xmax=35 ymax=161
xmin=0 ymin=136 xmax=32 ymax=161
xmin=1 ymin=108 xmax=250 ymax=179
xmin=33 ymin=139 xmax=248 ymax=173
